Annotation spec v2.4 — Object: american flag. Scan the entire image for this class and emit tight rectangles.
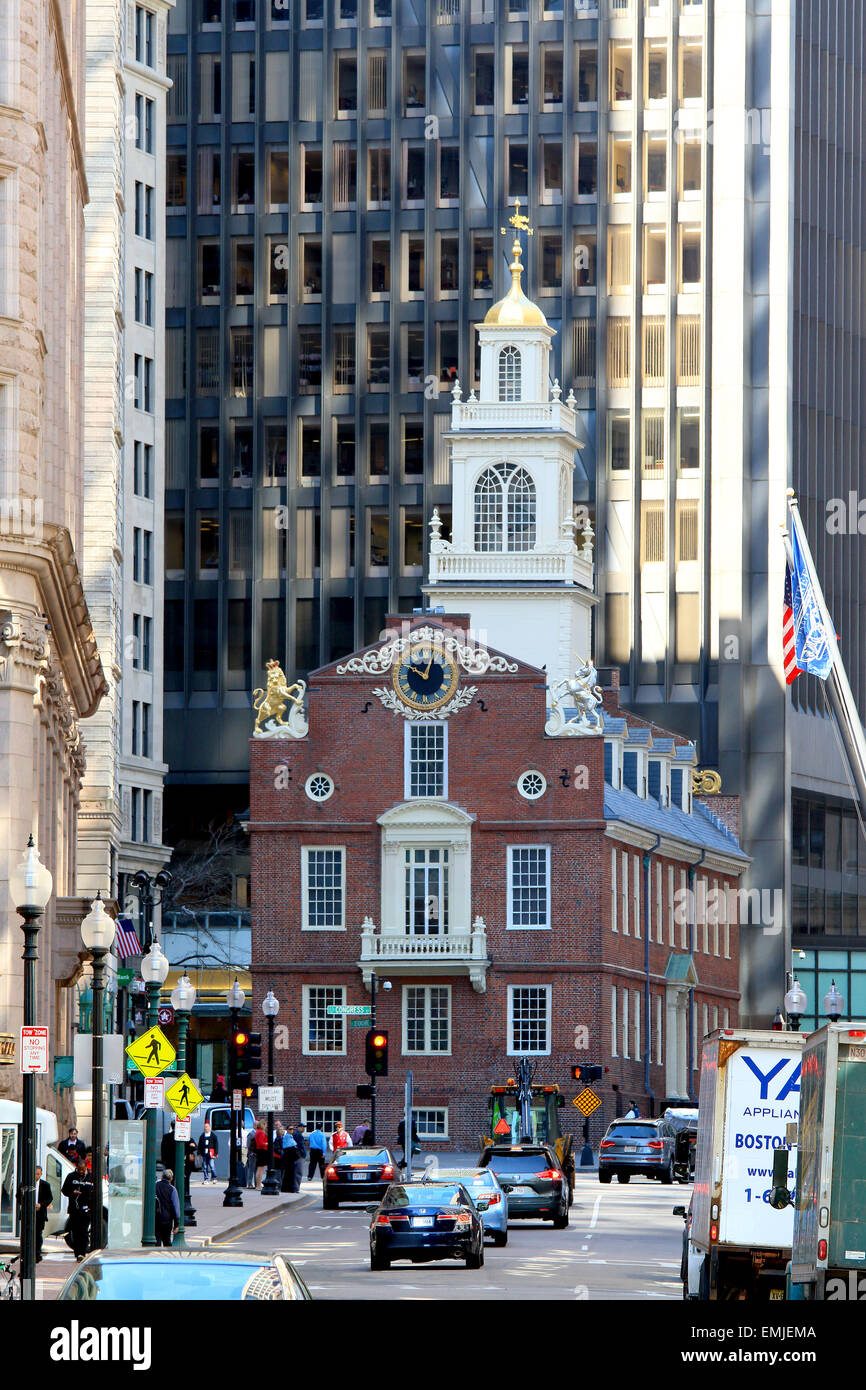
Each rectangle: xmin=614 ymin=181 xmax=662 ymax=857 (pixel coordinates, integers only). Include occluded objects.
xmin=783 ymin=566 xmax=801 ymax=685
xmin=114 ymin=917 xmax=143 ymax=960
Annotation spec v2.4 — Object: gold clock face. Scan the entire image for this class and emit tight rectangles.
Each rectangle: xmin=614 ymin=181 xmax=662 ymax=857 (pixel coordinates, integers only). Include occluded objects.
xmin=392 ymin=643 xmax=460 ymax=712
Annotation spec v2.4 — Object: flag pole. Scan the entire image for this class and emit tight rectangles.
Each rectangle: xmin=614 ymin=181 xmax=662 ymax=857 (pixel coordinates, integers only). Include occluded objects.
xmin=784 ymin=491 xmax=866 ymax=817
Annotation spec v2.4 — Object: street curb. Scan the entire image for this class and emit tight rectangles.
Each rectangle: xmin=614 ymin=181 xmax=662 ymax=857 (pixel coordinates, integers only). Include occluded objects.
xmin=191 ymin=1193 xmax=311 ymax=1247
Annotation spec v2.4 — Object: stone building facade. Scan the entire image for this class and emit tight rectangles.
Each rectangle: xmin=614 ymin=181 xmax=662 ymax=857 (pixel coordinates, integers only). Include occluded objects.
xmin=0 ymin=0 xmax=107 ymax=1110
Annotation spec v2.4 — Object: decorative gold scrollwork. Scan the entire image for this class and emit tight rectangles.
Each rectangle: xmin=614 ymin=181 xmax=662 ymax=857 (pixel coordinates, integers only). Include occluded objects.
xmin=692 ymin=768 xmax=722 ymax=794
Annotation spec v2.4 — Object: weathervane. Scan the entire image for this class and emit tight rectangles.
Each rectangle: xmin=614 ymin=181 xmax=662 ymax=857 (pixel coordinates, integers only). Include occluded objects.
xmin=500 ymin=198 xmax=534 ymax=271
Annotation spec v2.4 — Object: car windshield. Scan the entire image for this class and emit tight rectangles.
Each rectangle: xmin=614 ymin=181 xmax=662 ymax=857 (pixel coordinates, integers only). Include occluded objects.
xmin=387 ymin=1184 xmax=466 ymax=1207
xmin=60 ymin=1259 xmax=285 ymax=1301
xmin=427 ymin=1170 xmax=495 ymax=1189
xmin=607 ymin=1125 xmax=659 ymax=1140
xmin=335 ymin=1149 xmax=389 ymax=1165
xmin=486 ymin=1153 xmax=551 ymax=1173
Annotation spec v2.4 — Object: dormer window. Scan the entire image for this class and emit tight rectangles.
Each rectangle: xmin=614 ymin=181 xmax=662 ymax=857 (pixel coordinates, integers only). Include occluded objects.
xmin=648 ymin=758 xmax=668 ymax=806
xmin=604 ymin=740 xmax=622 ymax=788
xmin=670 ymin=766 xmax=691 ymax=813
xmin=623 ymin=749 xmax=647 ymax=798
xmin=498 ymin=344 xmax=522 ymax=401
xmin=474 ymin=463 xmax=536 ymax=552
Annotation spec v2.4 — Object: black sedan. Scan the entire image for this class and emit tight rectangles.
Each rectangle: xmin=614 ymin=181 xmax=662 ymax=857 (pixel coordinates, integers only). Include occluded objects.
xmin=368 ymin=1181 xmax=485 ymax=1270
xmin=323 ymin=1146 xmax=398 ymax=1208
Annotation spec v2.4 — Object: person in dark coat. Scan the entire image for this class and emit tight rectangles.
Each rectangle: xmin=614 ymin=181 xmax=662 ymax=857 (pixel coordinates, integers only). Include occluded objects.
xmin=57 ymin=1128 xmax=87 ymax=1163
xmin=210 ymin=1075 xmax=227 ymax=1102
xmin=16 ymin=1166 xmax=53 ymax=1263
xmin=161 ymin=1122 xmax=196 ymax=1178
xmin=397 ymin=1118 xmax=420 ymax=1169
xmin=290 ymin=1124 xmax=307 ymax=1193
xmin=280 ymin=1128 xmax=298 ymax=1192
xmin=197 ymin=1122 xmax=219 ymax=1183
xmin=61 ymin=1159 xmax=94 ymax=1260
xmin=154 ymin=1169 xmax=181 ymax=1247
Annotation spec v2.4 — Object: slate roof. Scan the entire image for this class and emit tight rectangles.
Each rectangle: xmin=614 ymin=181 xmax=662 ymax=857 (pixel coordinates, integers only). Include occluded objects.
xmin=603 ymin=782 xmax=749 ymax=861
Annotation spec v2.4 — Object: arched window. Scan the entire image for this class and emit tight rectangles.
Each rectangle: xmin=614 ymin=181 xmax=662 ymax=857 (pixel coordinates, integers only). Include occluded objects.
xmin=474 ymin=464 xmax=537 ymax=552
xmin=498 ymin=345 xmax=522 ymax=402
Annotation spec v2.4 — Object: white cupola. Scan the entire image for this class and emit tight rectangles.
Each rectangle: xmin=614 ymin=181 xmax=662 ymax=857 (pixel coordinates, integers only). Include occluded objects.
xmin=424 ymin=202 xmax=598 ymax=690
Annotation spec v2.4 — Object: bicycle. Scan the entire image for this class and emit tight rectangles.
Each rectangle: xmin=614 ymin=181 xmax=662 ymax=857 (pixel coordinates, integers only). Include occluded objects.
xmin=0 ymin=1255 xmax=21 ymax=1301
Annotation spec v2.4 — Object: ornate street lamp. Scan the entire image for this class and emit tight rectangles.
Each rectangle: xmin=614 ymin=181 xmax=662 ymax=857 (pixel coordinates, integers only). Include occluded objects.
xmin=170 ymin=972 xmax=197 ymax=1243
xmin=139 ymin=941 xmax=169 ymax=1246
xmin=261 ymin=991 xmax=280 ymax=1196
xmin=784 ymin=978 xmax=808 ymax=1033
xmin=823 ymin=979 xmax=845 ymax=1023
xmin=80 ymin=893 xmax=116 ymax=1254
xmin=11 ymin=837 xmax=53 ymax=1300
xmin=223 ymin=977 xmax=245 ymax=1207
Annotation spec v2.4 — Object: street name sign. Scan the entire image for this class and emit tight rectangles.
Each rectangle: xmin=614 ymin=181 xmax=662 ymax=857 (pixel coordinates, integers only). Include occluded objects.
xmin=174 ymin=1118 xmax=191 ymax=1142
xmin=144 ymin=1077 xmax=165 ymax=1108
xmin=165 ymin=1072 xmax=204 ymax=1120
xmin=20 ymin=1026 xmax=48 ymax=1074
xmin=326 ymin=1004 xmax=371 ymax=1016
xmin=116 ymin=968 xmax=134 ymax=987
xmin=258 ymin=1085 xmax=284 ymax=1111
xmin=126 ymin=1025 xmax=176 ymax=1078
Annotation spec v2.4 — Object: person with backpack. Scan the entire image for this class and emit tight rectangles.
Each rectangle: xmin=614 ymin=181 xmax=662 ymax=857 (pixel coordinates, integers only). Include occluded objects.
xmin=154 ymin=1169 xmax=181 ymax=1247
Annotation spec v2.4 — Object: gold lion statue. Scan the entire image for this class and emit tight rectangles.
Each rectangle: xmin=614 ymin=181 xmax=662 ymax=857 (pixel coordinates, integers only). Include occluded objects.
xmin=252 ymin=660 xmax=304 ymax=733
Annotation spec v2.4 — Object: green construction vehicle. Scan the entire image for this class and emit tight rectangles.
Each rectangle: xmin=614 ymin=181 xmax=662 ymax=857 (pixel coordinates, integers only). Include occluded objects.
xmin=480 ymin=1059 xmax=575 ymax=1202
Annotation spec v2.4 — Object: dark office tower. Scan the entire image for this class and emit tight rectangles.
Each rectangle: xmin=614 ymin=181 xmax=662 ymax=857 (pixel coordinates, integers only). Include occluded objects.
xmin=163 ymin=0 xmax=866 ymax=1026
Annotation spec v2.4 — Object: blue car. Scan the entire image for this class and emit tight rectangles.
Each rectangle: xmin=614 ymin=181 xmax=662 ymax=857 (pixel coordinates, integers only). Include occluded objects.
xmin=422 ymin=1168 xmax=509 ymax=1246
xmin=368 ymin=1182 xmax=485 ymax=1270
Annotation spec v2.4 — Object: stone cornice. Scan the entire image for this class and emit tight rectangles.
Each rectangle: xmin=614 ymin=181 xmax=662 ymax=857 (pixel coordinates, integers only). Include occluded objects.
xmin=0 ymin=526 xmax=108 ymax=717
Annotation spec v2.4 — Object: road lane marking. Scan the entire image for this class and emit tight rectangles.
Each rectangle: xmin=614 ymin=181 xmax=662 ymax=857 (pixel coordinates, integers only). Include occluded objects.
xmin=590 ymin=1194 xmax=602 ymax=1228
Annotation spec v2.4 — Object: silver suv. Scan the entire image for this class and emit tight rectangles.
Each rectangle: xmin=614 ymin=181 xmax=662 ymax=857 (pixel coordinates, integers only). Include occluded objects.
xmin=598 ymin=1119 xmax=676 ymax=1184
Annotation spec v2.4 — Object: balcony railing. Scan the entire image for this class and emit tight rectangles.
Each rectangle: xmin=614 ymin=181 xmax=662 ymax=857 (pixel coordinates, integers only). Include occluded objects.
xmin=451 ymin=397 xmax=578 ymax=435
xmin=359 ymin=916 xmax=490 ymax=992
xmin=429 ymin=547 xmax=593 ymax=586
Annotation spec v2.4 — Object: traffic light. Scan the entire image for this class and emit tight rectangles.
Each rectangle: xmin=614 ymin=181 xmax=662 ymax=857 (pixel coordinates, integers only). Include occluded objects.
xmin=571 ymin=1064 xmax=605 ymax=1083
xmin=365 ymin=1028 xmax=389 ymax=1077
xmin=246 ymin=1031 xmax=262 ymax=1072
xmin=356 ymin=1083 xmax=373 ymax=1100
xmin=233 ymin=1029 xmax=251 ymax=1086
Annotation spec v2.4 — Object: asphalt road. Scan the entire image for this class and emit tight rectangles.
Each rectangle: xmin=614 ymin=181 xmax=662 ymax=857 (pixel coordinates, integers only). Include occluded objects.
xmin=213 ymin=1172 xmax=690 ymax=1301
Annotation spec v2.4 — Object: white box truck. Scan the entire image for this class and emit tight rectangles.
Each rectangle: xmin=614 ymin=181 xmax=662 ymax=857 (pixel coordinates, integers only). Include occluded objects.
xmin=689 ymin=1028 xmax=806 ymax=1300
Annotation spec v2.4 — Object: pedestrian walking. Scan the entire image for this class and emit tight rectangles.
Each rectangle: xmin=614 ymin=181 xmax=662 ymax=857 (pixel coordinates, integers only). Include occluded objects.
xmin=210 ymin=1075 xmax=227 ymax=1102
xmin=396 ymin=1118 xmax=420 ymax=1170
xmin=17 ymin=1166 xmax=53 ymax=1263
xmin=57 ymin=1127 xmax=87 ymax=1163
xmin=306 ymin=1124 xmax=327 ymax=1180
xmin=290 ymin=1123 xmax=307 ymax=1192
xmin=197 ymin=1122 xmax=219 ymax=1183
xmin=61 ymin=1158 xmax=94 ymax=1261
xmin=273 ymin=1120 xmax=286 ymax=1181
xmin=330 ymin=1120 xmax=352 ymax=1152
xmin=280 ymin=1126 xmax=298 ymax=1192
xmin=245 ymin=1126 xmax=257 ymax=1188
xmin=154 ymin=1169 xmax=181 ymax=1247
xmin=254 ymin=1118 xmax=269 ymax=1189
xmin=351 ymin=1119 xmax=372 ymax=1146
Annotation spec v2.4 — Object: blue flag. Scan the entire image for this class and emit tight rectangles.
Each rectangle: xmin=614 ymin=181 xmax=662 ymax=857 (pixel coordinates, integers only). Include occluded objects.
xmin=789 ymin=515 xmax=833 ymax=679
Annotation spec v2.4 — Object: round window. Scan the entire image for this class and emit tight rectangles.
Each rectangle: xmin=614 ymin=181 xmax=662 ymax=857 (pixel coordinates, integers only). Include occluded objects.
xmin=517 ymin=770 xmax=547 ymax=800
xmin=305 ymin=773 xmax=335 ymax=803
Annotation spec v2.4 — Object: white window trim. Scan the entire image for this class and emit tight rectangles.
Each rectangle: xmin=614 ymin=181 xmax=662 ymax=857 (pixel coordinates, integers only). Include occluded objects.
xmin=621 ymin=850 xmax=629 ymax=935
xmin=412 ymin=1107 xmax=449 ymax=1141
xmin=302 ymin=1106 xmax=345 ymax=1133
xmin=404 ymin=721 xmax=448 ymax=800
xmin=622 ymin=986 xmax=629 ymax=1058
xmin=301 ymin=846 xmax=346 ymax=930
xmin=611 ymin=985 xmax=618 ymax=1057
xmin=402 ymin=984 xmax=452 ymax=1056
xmin=507 ymin=984 xmax=552 ymax=1057
xmin=506 ymin=844 xmax=552 ymax=930
xmin=632 ymin=854 xmax=641 ymax=939
xmin=633 ymin=989 xmax=641 ymax=1061
xmin=301 ymin=985 xmax=347 ymax=1056
xmin=611 ymin=848 xmax=617 ymax=933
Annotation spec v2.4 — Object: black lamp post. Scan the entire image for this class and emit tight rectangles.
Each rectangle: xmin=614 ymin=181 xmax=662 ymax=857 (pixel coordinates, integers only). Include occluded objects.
xmin=261 ymin=991 xmax=281 ymax=1195
xmin=170 ymin=973 xmax=197 ymax=1244
xmin=129 ymin=869 xmax=172 ymax=952
xmin=80 ymin=893 xmax=116 ymax=1254
xmin=139 ymin=941 xmax=169 ymax=1246
xmin=11 ymin=837 xmax=53 ymax=1300
xmin=223 ymin=977 xmax=245 ymax=1207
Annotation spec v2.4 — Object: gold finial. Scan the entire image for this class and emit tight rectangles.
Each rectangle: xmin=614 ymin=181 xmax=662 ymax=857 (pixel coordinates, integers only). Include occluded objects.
xmin=499 ymin=198 xmax=534 ymax=290
xmin=500 ymin=198 xmax=534 ymax=239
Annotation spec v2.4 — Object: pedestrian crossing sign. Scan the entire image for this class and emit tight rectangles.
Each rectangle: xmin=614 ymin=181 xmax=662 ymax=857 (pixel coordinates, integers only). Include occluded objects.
xmin=165 ymin=1071 xmax=204 ymax=1120
xmin=126 ymin=1025 xmax=176 ymax=1078
xmin=573 ymin=1087 xmax=602 ymax=1116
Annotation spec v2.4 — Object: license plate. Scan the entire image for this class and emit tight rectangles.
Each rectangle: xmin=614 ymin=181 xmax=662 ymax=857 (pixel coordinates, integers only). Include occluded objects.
xmin=624 ymin=1146 xmax=637 ymax=1153
xmin=509 ymin=1185 xmax=534 ymax=1195
xmin=413 ymin=1216 xmax=434 ymax=1228
xmin=351 ymin=1173 xmax=368 ymax=1180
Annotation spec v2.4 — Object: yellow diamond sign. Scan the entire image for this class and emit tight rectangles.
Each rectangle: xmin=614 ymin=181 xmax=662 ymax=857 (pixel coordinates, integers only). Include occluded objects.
xmin=165 ymin=1072 xmax=204 ymax=1120
xmin=573 ymin=1087 xmax=602 ymax=1117
xmin=126 ymin=1026 xmax=176 ymax=1078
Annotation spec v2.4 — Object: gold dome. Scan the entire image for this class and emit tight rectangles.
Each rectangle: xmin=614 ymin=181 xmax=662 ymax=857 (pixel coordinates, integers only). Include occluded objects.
xmin=483 ymin=268 xmax=549 ymax=328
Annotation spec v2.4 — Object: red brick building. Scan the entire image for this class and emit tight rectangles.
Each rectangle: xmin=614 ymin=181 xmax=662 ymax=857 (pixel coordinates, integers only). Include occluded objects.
xmin=248 ymin=613 xmax=746 ymax=1151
